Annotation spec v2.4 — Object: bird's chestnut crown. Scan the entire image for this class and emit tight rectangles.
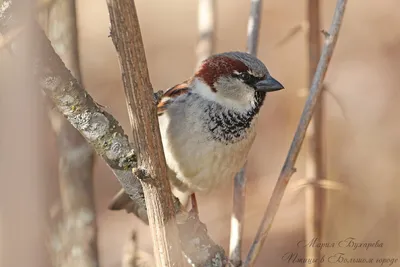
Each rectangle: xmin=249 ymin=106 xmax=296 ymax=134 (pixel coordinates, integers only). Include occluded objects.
xmin=193 ymin=51 xmax=284 ymax=111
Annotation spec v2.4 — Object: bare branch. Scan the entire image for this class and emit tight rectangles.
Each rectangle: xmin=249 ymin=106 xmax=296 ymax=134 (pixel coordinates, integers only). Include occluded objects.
xmin=246 ymin=0 xmax=263 ymax=55
xmin=105 ymin=0 xmax=184 ymax=266
xmin=304 ymin=0 xmax=326 ymax=266
xmin=196 ymin=0 xmax=216 ymax=68
xmin=229 ymin=1 xmax=264 ymax=265
xmin=229 ymin=164 xmax=247 ymax=267
xmin=243 ymin=1 xmax=348 ymax=266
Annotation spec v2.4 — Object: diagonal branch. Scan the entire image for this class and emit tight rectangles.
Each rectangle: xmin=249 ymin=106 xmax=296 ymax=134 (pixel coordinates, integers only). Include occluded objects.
xmin=243 ymin=0 xmax=348 ymax=266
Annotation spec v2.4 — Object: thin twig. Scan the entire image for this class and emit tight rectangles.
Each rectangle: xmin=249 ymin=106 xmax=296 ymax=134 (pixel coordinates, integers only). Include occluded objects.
xmin=229 ymin=1 xmax=264 ymax=265
xmin=246 ymin=0 xmax=263 ymax=55
xmin=184 ymin=0 xmax=217 ymax=215
xmin=196 ymin=0 xmax=216 ymax=68
xmin=42 ymin=0 xmax=99 ymax=266
xmin=229 ymin=164 xmax=247 ymax=267
xmin=305 ymin=0 xmax=325 ymax=266
xmin=105 ymin=1 xmax=184 ymax=266
xmin=243 ymin=1 xmax=348 ymax=266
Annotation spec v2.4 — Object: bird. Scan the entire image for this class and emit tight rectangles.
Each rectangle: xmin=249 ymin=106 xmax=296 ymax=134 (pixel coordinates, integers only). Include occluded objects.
xmin=109 ymin=51 xmax=284 ymax=214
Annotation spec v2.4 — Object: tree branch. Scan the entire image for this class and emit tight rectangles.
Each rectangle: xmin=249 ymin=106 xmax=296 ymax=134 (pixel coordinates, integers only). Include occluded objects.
xmin=105 ymin=1 xmax=184 ymax=266
xmin=229 ymin=164 xmax=247 ymax=267
xmin=105 ymin=1 xmax=228 ymax=266
xmin=243 ymin=0 xmax=348 ymax=266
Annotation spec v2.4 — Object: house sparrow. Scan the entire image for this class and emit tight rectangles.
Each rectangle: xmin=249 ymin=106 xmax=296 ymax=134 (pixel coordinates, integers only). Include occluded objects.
xmin=109 ymin=51 xmax=284 ymax=212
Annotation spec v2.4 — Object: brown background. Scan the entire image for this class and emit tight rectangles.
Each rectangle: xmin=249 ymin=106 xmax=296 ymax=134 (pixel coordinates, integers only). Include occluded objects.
xmin=79 ymin=0 xmax=400 ymax=266
xmin=2 ymin=0 xmax=400 ymax=266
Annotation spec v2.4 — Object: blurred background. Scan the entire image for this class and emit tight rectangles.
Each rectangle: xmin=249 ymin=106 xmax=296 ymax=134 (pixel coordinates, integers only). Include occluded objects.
xmin=1 ymin=0 xmax=400 ymax=266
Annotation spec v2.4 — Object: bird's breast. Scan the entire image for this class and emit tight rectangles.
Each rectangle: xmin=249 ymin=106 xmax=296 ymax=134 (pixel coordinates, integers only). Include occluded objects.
xmin=158 ymin=96 xmax=258 ymax=192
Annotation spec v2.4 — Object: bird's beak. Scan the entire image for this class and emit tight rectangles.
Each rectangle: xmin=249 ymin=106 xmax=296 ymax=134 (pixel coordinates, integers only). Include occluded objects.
xmin=255 ymin=76 xmax=284 ymax=92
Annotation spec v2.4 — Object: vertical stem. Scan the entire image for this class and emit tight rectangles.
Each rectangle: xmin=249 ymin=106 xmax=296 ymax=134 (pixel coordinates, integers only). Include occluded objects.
xmin=246 ymin=0 xmax=263 ymax=55
xmin=229 ymin=165 xmax=247 ymax=266
xmin=106 ymin=1 xmax=184 ymax=266
xmin=42 ymin=0 xmax=99 ymax=266
xmin=230 ymin=1 xmax=263 ymax=265
xmin=196 ymin=0 xmax=216 ymax=68
xmin=305 ymin=0 xmax=325 ymax=265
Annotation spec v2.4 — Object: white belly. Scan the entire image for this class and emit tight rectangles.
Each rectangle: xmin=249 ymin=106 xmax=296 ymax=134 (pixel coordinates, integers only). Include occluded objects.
xmin=158 ymin=107 xmax=257 ymax=193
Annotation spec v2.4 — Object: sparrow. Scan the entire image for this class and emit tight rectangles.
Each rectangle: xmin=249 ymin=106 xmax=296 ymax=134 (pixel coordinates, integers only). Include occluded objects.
xmin=109 ymin=51 xmax=284 ymax=213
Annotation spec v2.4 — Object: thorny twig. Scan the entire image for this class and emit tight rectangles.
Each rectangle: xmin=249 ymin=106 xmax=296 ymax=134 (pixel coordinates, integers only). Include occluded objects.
xmin=243 ymin=0 xmax=348 ymax=266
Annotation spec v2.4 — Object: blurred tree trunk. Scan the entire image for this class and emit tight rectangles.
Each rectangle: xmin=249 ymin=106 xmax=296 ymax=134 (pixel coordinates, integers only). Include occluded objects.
xmin=38 ymin=1 xmax=99 ymax=266
xmin=0 ymin=1 xmax=51 ymax=267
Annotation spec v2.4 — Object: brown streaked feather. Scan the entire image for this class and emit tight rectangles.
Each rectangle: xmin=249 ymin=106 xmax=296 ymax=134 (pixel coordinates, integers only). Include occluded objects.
xmin=157 ymin=81 xmax=190 ymax=115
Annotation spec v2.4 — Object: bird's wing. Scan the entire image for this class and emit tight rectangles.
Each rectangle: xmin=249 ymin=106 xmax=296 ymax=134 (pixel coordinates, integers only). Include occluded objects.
xmin=157 ymin=80 xmax=190 ymax=116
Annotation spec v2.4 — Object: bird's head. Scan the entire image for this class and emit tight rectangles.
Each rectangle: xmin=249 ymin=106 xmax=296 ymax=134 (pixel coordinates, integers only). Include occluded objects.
xmin=192 ymin=51 xmax=284 ymax=112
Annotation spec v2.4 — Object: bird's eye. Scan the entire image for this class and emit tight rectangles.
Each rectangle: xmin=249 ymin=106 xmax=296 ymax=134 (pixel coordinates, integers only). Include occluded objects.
xmin=239 ymin=72 xmax=252 ymax=82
